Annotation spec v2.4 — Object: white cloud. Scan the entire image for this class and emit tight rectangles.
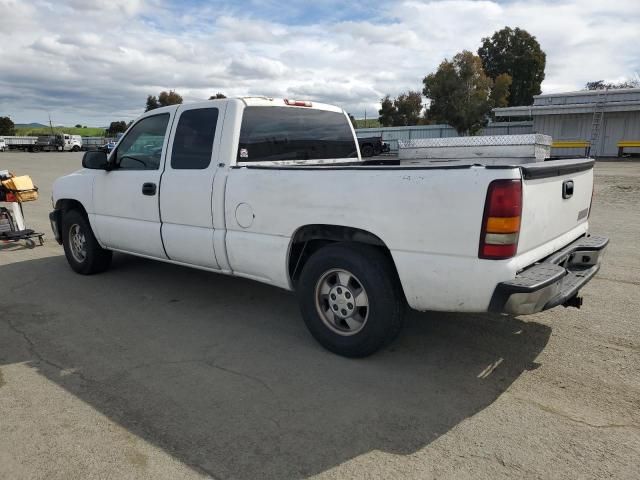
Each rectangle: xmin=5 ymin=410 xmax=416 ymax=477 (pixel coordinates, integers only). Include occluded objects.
xmin=0 ymin=0 xmax=638 ymax=125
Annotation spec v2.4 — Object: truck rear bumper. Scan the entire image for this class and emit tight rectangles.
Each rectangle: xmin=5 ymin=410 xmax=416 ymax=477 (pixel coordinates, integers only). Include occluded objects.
xmin=488 ymin=234 xmax=609 ymax=315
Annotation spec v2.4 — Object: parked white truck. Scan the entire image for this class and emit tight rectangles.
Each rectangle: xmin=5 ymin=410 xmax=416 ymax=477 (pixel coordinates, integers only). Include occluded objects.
xmin=50 ymin=98 xmax=608 ymax=357
xmin=4 ymin=134 xmax=82 ymax=152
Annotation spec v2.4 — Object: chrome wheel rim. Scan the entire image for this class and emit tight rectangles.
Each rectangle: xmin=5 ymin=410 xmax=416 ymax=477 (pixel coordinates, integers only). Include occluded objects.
xmin=315 ymin=268 xmax=369 ymax=336
xmin=69 ymin=224 xmax=87 ymax=263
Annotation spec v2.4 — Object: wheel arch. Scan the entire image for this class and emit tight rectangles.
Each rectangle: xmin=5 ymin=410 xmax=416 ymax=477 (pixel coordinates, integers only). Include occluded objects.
xmin=55 ymin=198 xmax=88 ymax=217
xmin=287 ymin=224 xmax=405 ymax=296
xmin=51 ymin=199 xmax=91 ymax=245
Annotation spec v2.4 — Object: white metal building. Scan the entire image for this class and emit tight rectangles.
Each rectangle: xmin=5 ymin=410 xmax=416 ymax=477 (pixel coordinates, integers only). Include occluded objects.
xmin=493 ymin=88 xmax=640 ymax=157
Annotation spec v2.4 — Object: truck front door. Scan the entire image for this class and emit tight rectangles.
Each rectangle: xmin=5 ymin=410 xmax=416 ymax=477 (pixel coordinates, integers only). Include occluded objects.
xmin=159 ymin=104 xmax=225 ymax=269
xmin=92 ymin=111 xmax=172 ymax=258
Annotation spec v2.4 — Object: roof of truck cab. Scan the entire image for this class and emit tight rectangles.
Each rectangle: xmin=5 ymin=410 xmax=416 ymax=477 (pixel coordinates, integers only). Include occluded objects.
xmin=140 ymin=98 xmax=345 ymax=114
xmin=239 ymin=97 xmax=344 ymax=113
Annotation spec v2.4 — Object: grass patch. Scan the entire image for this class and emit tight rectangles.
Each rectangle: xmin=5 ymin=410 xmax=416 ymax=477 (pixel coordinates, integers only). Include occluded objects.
xmin=353 ymin=119 xmax=381 ymax=129
xmin=14 ymin=127 xmax=106 ymax=136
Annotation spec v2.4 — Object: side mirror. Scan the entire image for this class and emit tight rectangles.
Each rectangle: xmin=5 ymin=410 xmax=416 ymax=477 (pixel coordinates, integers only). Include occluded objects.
xmin=82 ymin=150 xmax=109 ymax=170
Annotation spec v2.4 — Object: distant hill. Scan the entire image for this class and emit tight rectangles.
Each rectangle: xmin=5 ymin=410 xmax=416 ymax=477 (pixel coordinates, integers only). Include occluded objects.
xmin=14 ymin=123 xmax=48 ymax=129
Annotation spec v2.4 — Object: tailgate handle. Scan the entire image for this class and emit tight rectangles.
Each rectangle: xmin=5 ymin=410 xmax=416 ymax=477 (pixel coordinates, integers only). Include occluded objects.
xmin=562 ymin=180 xmax=574 ymax=199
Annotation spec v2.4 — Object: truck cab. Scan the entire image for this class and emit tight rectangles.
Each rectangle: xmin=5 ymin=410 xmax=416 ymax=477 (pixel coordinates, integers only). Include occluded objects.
xmin=62 ymin=134 xmax=83 ymax=152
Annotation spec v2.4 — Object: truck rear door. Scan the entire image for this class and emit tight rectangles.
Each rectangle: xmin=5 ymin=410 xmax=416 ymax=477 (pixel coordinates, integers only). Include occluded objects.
xmin=518 ymin=159 xmax=594 ymax=255
xmin=159 ymin=103 xmax=226 ymax=269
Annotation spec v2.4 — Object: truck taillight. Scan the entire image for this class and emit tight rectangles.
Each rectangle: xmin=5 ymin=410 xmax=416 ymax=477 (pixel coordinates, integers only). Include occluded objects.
xmin=479 ymin=179 xmax=522 ymax=260
xmin=284 ymin=99 xmax=312 ymax=107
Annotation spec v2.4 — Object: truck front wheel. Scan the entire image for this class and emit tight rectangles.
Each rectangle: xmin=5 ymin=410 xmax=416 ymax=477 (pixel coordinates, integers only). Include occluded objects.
xmin=72 ymin=145 xmax=81 ymax=152
xmin=297 ymin=243 xmax=405 ymax=357
xmin=62 ymin=209 xmax=112 ymax=274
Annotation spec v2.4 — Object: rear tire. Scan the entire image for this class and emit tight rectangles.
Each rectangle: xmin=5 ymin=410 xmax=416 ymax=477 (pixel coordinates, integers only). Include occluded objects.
xmin=62 ymin=209 xmax=112 ymax=274
xmin=361 ymin=144 xmax=374 ymax=157
xmin=297 ymin=243 xmax=405 ymax=357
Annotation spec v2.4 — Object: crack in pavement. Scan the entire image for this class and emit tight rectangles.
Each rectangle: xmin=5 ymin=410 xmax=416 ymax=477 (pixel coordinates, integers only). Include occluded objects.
xmin=595 ymin=277 xmax=640 ymax=287
xmin=107 ymin=358 xmax=274 ymax=394
xmin=3 ymin=317 xmax=95 ymax=386
xmin=3 ymin=315 xmax=274 ymax=395
xmin=509 ymin=393 xmax=639 ymax=431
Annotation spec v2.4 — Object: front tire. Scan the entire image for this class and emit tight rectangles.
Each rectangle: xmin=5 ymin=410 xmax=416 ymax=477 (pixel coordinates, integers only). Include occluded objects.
xmin=297 ymin=243 xmax=405 ymax=357
xmin=62 ymin=209 xmax=112 ymax=274
xmin=72 ymin=145 xmax=80 ymax=152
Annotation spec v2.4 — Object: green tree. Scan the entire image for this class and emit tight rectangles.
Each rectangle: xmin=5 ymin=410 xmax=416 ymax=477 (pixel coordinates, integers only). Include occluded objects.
xmin=158 ymin=90 xmax=183 ymax=107
xmin=145 ymin=90 xmax=183 ymax=112
xmin=378 ymin=92 xmax=423 ymax=127
xmin=348 ymin=113 xmax=357 ymax=129
xmin=75 ymin=124 xmax=82 ymax=128
xmin=585 ymin=79 xmax=640 ymax=90
xmin=0 ymin=116 xmax=16 ymax=136
xmin=478 ymin=27 xmax=546 ymax=106
xmin=106 ymin=121 xmax=128 ymax=136
xmin=378 ymin=95 xmax=396 ymax=127
xmin=145 ymin=95 xmax=159 ymax=112
xmin=393 ymin=91 xmax=423 ymax=126
xmin=209 ymin=93 xmax=227 ymax=99
xmin=423 ymin=51 xmax=493 ymax=135
xmin=490 ymin=73 xmax=513 ymax=108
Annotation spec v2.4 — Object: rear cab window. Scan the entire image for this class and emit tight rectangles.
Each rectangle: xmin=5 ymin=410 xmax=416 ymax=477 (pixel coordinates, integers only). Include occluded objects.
xmin=237 ymin=107 xmax=357 ymax=164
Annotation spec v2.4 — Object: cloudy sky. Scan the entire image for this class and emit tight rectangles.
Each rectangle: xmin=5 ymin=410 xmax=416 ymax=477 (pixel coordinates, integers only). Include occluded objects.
xmin=1 ymin=0 xmax=639 ymax=126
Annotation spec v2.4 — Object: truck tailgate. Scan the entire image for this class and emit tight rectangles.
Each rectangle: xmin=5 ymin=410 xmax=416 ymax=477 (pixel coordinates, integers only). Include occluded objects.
xmin=518 ymin=159 xmax=594 ymax=255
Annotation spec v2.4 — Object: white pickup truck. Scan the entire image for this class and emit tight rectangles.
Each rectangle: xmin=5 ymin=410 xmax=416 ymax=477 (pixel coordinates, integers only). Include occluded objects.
xmin=50 ymin=97 xmax=608 ymax=357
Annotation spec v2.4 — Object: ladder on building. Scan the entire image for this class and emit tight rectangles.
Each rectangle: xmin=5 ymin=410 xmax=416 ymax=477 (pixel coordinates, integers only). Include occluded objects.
xmin=588 ymin=90 xmax=607 ymax=156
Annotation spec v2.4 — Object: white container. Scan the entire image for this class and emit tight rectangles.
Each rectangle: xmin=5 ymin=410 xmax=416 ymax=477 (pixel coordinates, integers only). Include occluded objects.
xmin=397 ymin=134 xmax=552 ymax=165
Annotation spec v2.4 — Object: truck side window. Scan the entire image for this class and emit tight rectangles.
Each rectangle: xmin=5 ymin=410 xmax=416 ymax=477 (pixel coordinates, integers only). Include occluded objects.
xmin=238 ymin=107 xmax=357 ymax=163
xmin=171 ymin=108 xmax=218 ymax=169
xmin=115 ymin=113 xmax=170 ymax=170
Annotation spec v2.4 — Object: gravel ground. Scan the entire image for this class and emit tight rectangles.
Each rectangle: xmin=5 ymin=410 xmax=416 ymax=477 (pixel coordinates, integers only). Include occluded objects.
xmin=0 ymin=152 xmax=638 ymax=480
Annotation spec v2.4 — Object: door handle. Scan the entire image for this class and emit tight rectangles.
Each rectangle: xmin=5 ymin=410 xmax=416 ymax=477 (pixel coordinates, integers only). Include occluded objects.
xmin=142 ymin=182 xmax=157 ymax=196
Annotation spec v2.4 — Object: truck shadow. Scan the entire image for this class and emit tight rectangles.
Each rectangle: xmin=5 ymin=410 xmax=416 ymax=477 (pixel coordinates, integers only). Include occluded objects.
xmin=0 ymin=254 xmax=551 ymax=479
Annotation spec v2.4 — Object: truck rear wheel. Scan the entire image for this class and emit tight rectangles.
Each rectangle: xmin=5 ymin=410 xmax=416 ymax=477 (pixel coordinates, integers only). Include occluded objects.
xmin=297 ymin=243 xmax=405 ymax=357
xmin=361 ymin=144 xmax=374 ymax=157
xmin=62 ymin=209 xmax=112 ymax=275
